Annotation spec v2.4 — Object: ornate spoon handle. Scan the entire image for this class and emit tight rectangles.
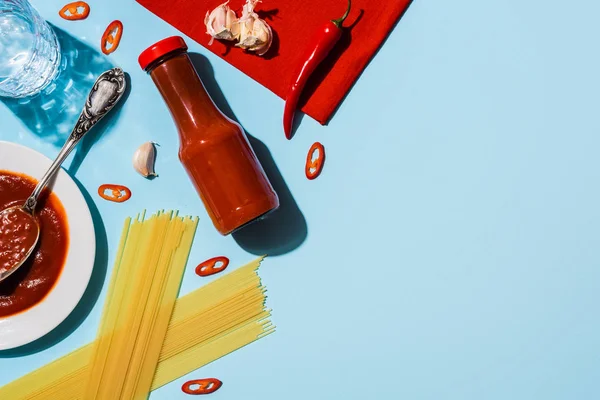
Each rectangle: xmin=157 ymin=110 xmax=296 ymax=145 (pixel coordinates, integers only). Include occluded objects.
xmin=23 ymin=68 xmax=126 ymax=213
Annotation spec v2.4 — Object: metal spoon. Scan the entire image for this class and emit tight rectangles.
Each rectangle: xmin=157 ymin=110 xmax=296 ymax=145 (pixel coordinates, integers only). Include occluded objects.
xmin=0 ymin=68 xmax=126 ymax=283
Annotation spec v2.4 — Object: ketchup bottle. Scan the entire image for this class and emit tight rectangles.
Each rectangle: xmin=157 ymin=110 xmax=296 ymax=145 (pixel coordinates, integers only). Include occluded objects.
xmin=139 ymin=37 xmax=279 ymax=235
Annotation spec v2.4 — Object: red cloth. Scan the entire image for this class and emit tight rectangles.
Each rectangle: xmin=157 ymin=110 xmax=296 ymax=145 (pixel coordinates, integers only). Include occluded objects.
xmin=136 ymin=0 xmax=412 ymax=125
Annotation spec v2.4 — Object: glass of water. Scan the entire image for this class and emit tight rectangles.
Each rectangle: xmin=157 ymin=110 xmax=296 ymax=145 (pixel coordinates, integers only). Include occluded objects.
xmin=0 ymin=0 xmax=61 ymax=98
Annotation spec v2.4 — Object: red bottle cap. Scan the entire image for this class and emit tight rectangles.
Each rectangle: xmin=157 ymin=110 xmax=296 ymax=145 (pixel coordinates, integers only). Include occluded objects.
xmin=138 ymin=36 xmax=188 ymax=71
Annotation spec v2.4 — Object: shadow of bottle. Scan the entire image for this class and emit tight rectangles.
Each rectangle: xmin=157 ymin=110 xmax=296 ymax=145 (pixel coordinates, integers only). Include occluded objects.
xmin=188 ymin=53 xmax=307 ymax=256
xmin=0 ymin=177 xmax=108 ymax=357
xmin=0 ymin=24 xmax=128 ymax=175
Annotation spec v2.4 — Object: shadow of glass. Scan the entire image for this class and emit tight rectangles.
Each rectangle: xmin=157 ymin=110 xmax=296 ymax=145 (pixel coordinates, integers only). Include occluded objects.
xmin=0 ymin=24 xmax=115 ymax=145
xmin=0 ymin=177 xmax=108 ymax=357
xmin=188 ymin=52 xmax=307 ymax=255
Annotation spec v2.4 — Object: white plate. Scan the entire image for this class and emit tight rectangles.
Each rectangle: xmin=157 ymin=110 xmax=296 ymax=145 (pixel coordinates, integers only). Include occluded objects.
xmin=0 ymin=141 xmax=95 ymax=350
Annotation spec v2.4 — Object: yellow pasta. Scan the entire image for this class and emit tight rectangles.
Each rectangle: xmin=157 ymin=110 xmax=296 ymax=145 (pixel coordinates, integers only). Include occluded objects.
xmin=84 ymin=211 xmax=197 ymax=400
xmin=0 ymin=249 xmax=272 ymax=399
xmin=132 ymin=216 xmax=196 ymax=399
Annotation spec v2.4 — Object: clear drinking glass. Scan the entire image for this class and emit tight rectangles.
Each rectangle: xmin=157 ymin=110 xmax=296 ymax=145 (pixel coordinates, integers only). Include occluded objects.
xmin=0 ymin=0 xmax=61 ymax=98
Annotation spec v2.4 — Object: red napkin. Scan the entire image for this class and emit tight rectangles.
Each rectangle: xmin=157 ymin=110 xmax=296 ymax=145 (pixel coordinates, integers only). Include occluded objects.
xmin=136 ymin=0 xmax=412 ymax=125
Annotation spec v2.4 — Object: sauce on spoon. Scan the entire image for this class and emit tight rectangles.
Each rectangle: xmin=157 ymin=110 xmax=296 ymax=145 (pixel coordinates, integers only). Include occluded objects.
xmin=0 ymin=207 xmax=38 ymax=275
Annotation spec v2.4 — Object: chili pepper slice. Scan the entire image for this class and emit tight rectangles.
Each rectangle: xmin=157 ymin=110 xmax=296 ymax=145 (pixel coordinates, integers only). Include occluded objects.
xmin=182 ymin=378 xmax=223 ymax=395
xmin=283 ymin=0 xmax=352 ymax=139
xmin=195 ymin=256 xmax=229 ymax=277
xmin=101 ymin=20 xmax=123 ymax=55
xmin=98 ymin=184 xmax=132 ymax=203
xmin=305 ymin=142 xmax=326 ymax=180
xmin=58 ymin=1 xmax=90 ymax=20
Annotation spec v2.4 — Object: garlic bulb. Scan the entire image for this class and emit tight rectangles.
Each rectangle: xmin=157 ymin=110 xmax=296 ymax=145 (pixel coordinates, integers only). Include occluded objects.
xmin=236 ymin=0 xmax=273 ymax=56
xmin=133 ymin=142 xmax=157 ymax=178
xmin=205 ymin=1 xmax=240 ymax=44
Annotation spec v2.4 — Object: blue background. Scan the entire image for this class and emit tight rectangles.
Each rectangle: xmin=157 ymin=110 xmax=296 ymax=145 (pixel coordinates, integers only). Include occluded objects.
xmin=1 ymin=0 xmax=600 ymax=398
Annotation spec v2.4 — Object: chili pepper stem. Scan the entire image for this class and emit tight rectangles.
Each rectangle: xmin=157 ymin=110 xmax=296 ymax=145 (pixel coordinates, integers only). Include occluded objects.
xmin=331 ymin=0 xmax=352 ymax=28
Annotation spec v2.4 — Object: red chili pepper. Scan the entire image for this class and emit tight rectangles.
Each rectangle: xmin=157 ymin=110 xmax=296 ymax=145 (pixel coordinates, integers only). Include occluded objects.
xmin=58 ymin=1 xmax=90 ymax=20
xmin=305 ymin=142 xmax=325 ymax=180
xmin=283 ymin=0 xmax=351 ymax=139
xmin=195 ymin=256 xmax=229 ymax=277
xmin=97 ymin=184 xmax=132 ymax=203
xmin=182 ymin=378 xmax=223 ymax=395
xmin=101 ymin=20 xmax=123 ymax=55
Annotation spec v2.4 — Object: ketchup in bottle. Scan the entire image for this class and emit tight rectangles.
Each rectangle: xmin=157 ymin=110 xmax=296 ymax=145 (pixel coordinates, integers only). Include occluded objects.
xmin=139 ymin=37 xmax=279 ymax=235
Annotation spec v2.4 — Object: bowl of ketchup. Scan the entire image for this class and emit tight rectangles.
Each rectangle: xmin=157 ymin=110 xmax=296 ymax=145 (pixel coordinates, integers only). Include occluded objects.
xmin=0 ymin=141 xmax=95 ymax=350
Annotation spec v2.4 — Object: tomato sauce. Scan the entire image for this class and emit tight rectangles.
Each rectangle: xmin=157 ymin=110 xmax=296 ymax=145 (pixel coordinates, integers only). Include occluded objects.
xmin=0 ymin=171 xmax=69 ymax=318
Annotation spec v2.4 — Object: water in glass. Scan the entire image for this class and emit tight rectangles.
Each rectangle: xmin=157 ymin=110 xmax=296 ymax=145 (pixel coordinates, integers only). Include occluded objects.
xmin=0 ymin=0 xmax=61 ymax=98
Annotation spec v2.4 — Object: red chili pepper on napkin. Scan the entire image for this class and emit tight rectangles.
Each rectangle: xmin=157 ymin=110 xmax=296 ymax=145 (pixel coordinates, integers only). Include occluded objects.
xmin=283 ymin=0 xmax=351 ymax=139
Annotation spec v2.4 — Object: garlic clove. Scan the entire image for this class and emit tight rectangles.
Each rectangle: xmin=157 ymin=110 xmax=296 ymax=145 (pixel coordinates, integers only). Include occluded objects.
xmin=235 ymin=0 xmax=273 ymax=56
xmin=133 ymin=141 xmax=158 ymax=178
xmin=205 ymin=1 xmax=240 ymax=44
